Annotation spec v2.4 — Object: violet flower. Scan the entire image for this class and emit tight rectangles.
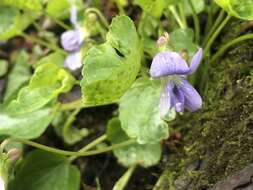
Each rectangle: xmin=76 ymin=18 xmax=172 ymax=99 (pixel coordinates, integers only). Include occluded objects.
xmin=61 ymin=5 xmax=84 ymax=70
xmin=150 ymin=48 xmax=203 ymax=117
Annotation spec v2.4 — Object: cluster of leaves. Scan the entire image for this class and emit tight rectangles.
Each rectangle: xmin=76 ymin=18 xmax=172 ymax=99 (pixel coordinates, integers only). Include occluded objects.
xmin=0 ymin=0 xmax=252 ymax=189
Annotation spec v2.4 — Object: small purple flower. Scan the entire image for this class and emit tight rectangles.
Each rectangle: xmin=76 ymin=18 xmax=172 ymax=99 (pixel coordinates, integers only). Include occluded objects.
xmin=64 ymin=52 xmax=82 ymax=71
xmin=150 ymin=48 xmax=203 ymax=117
xmin=61 ymin=5 xmax=84 ymax=70
xmin=61 ymin=29 xmax=84 ymax=52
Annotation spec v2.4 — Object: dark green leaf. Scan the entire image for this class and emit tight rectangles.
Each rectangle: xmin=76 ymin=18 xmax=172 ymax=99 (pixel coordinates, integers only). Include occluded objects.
xmin=10 ymin=150 xmax=80 ymax=190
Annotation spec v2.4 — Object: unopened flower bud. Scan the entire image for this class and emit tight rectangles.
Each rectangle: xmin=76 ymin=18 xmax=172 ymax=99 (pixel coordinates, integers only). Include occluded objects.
xmin=157 ymin=32 xmax=170 ymax=48
xmin=7 ymin=149 xmax=21 ymax=162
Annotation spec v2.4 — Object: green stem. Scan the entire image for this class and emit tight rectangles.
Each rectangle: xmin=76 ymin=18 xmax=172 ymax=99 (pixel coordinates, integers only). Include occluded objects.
xmin=189 ymin=0 xmax=200 ymax=43
xmin=13 ymin=138 xmax=135 ymax=157
xmin=202 ymin=10 xmax=225 ymax=47
xmin=69 ymin=134 xmax=107 ymax=161
xmin=209 ymin=34 xmax=253 ymax=64
xmin=112 ymin=164 xmax=137 ymax=190
xmin=59 ymin=99 xmax=118 ymax=111
xmin=63 ymin=108 xmax=81 ymax=132
xmin=203 ymin=13 xmax=231 ymax=56
xmin=169 ymin=6 xmax=186 ymax=29
xmin=85 ymin=8 xmax=110 ymax=29
xmin=20 ymin=32 xmax=67 ymax=55
xmin=178 ymin=3 xmax=188 ymax=28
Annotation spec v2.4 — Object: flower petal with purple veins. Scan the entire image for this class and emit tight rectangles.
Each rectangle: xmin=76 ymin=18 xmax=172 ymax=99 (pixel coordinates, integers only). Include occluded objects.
xmin=64 ymin=52 xmax=82 ymax=71
xmin=188 ymin=48 xmax=203 ymax=75
xmin=159 ymin=82 xmax=174 ymax=117
xmin=61 ymin=29 xmax=84 ymax=52
xmin=150 ymin=51 xmax=190 ymax=78
xmin=178 ymin=80 xmax=202 ymax=112
xmin=173 ymin=86 xmax=185 ymax=112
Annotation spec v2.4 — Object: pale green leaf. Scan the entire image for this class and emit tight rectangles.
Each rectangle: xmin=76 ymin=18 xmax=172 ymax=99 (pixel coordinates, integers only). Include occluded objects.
xmin=0 ymin=108 xmax=54 ymax=139
xmin=0 ymin=6 xmax=37 ymax=40
xmin=119 ymin=78 xmax=169 ymax=144
xmin=214 ymin=0 xmax=253 ymax=20
xmin=134 ymin=0 xmax=166 ymax=18
xmin=0 ymin=0 xmax=43 ymax=11
xmin=10 ymin=150 xmax=80 ymax=190
xmin=33 ymin=52 xmax=65 ymax=68
xmin=183 ymin=0 xmax=205 ymax=16
xmin=170 ymin=28 xmax=198 ymax=58
xmin=4 ymin=63 xmax=75 ymax=116
xmin=107 ymin=118 xmax=162 ymax=167
xmin=4 ymin=51 xmax=31 ymax=101
xmin=46 ymin=0 xmax=83 ymax=19
xmin=81 ymin=16 xmax=142 ymax=106
xmin=0 ymin=60 xmax=8 ymax=77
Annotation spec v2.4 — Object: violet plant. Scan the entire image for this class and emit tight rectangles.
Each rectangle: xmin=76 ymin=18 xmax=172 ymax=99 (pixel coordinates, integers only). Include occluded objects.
xmin=0 ymin=0 xmax=252 ymax=190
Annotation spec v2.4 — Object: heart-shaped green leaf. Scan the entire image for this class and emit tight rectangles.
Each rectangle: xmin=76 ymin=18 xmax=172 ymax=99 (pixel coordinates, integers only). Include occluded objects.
xmin=0 ymin=108 xmax=54 ymax=139
xmin=119 ymin=78 xmax=169 ymax=144
xmin=134 ymin=0 xmax=166 ymax=18
xmin=0 ymin=6 xmax=37 ymax=40
xmin=4 ymin=51 xmax=31 ymax=101
xmin=81 ymin=16 xmax=142 ymax=106
xmin=10 ymin=150 xmax=80 ymax=190
xmin=107 ymin=118 xmax=162 ymax=167
xmin=214 ymin=0 xmax=253 ymax=20
xmin=0 ymin=0 xmax=43 ymax=11
xmin=170 ymin=28 xmax=198 ymax=58
xmin=4 ymin=63 xmax=75 ymax=116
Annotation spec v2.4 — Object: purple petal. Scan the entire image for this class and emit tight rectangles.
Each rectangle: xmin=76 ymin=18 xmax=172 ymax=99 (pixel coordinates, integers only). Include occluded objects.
xmin=173 ymin=86 xmax=185 ymax=112
xmin=188 ymin=48 xmax=203 ymax=74
xmin=159 ymin=82 xmax=174 ymax=117
xmin=150 ymin=51 xmax=190 ymax=78
xmin=61 ymin=29 xmax=84 ymax=52
xmin=178 ymin=80 xmax=202 ymax=112
xmin=64 ymin=52 xmax=82 ymax=70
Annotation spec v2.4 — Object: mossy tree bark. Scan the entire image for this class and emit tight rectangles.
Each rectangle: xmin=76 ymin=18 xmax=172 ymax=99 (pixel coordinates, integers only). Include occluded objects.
xmin=154 ymin=20 xmax=253 ymax=190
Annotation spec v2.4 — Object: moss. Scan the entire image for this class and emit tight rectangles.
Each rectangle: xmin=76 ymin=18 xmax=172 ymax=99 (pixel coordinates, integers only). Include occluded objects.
xmin=155 ymin=21 xmax=253 ymax=190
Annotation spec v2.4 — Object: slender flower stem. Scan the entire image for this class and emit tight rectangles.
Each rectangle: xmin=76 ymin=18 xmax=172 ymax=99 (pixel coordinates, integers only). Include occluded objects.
xmin=85 ymin=8 xmax=110 ymax=29
xmin=63 ymin=107 xmax=81 ymax=139
xmin=169 ymin=6 xmax=186 ymax=29
xmin=112 ymin=164 xmax=137 ymax=190
xmin=203 ymin=13 xmax=231 ymax=56
xmin=178 ymin=3 xmax=188 ymax=28
xmin=69 ymin=134 xmax=107 ymax=162
xmin=189 ymin=0 xmax=200 ymax=43
xmin=59 ymin=99 xmax=118 ymax=111
xmin=202 ymin=10 xmax=225 ymax=47
xmin=12 ymin=138 xmax=135 ymax=157
xmin=20 ymin=32 xmax=67 ymax=55
xmin=209 ymin=34 xmax=253 ymax=64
